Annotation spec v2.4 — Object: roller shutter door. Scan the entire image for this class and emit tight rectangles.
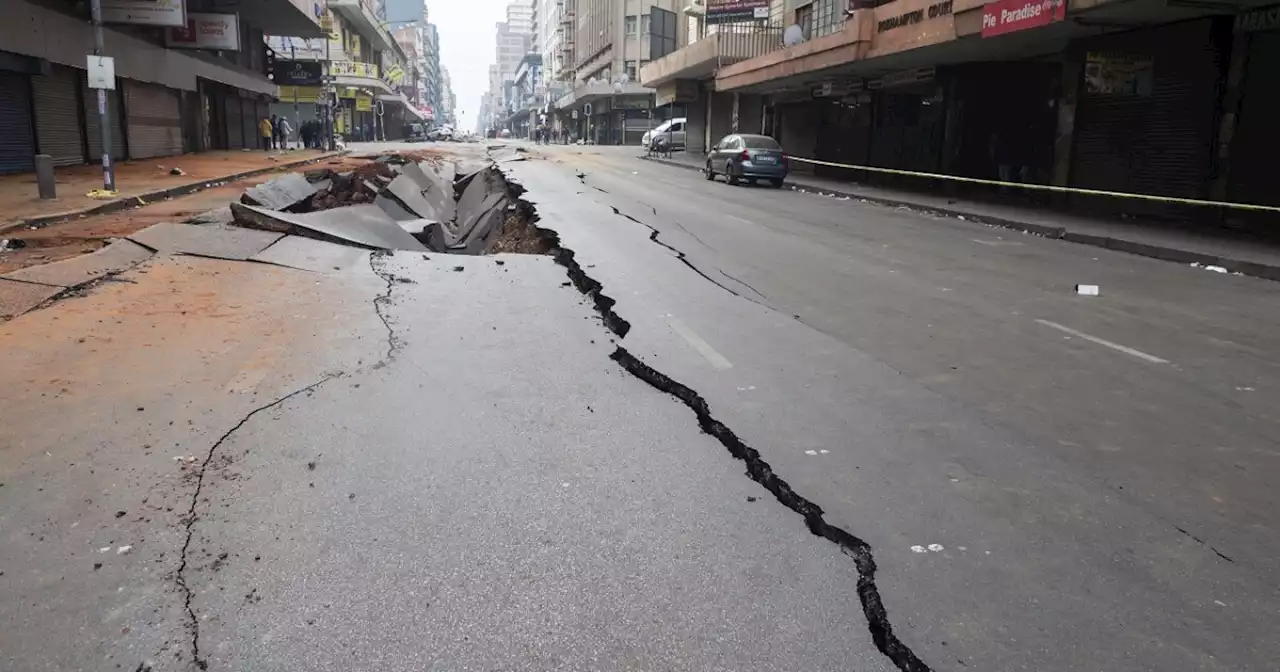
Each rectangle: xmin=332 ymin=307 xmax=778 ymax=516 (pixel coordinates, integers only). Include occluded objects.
xmin=124 ymin=81 xmax=182 ymax=159
xmin=1229 ymin=31 xmax=1280 ymax=207
xmin=1071 ymin=19 xmax=1223 ymax=199
xmin=241 ymin=97 xmax=257 ymax=149
xmin=83 ymin=79 xmax=125 ymax=162
xmin=225 ymin=94 xmax=244 ymax=149
xmin=32 ymin=65 xmax=85 ymax=166
xmin=0 ymin=71 xmax=36 ymax=174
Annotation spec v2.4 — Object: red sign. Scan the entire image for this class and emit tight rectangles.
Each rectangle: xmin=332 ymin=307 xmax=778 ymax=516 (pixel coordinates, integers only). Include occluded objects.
xmin=981 ymin=0 xmax=1065 ymax=37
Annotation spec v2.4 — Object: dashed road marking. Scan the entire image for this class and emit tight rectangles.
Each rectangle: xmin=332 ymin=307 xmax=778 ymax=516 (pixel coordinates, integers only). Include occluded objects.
xmin=1035 ymin=319 xmax=1168 ymax=364
xmin=667 ymin=316 xmax=732 ymax=370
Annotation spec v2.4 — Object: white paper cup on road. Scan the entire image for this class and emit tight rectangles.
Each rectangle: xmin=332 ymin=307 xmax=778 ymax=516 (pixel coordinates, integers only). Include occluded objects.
xmin=1076 ymin=284 xmax=1100 ymax=296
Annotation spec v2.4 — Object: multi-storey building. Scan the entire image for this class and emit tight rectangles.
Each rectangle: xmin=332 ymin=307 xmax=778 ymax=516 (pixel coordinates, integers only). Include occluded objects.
xmin=0 ymin=0 xmax=326 ymax=172
xmin=439 ymin=67 xmax=457 ymax=126
xmin=552 ymin=0 xmax=684 ymax=144
xmin=268 ymin=0 xmax=418 ymax=142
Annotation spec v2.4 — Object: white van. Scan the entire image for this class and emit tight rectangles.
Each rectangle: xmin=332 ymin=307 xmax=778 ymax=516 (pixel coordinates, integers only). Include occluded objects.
xmin=642 ymin=117 xmax=687 ymax=149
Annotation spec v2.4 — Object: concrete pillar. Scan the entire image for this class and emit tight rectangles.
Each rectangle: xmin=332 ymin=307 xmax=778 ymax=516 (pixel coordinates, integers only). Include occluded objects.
xmin=35 ymin=155 xmax=56 ymax=199
xmin=732 ymin=92 xmax=740 ymax=133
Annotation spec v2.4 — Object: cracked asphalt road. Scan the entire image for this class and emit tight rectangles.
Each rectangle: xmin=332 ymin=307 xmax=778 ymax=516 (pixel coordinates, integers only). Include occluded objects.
xmin=1 ymin=141 xmax=1278 ymax=671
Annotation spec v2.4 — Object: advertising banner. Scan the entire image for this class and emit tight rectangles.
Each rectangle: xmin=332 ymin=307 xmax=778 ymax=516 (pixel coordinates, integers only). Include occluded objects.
xmin=102 ymin=0 xmax=186 ymax=28
xmin=707 ymin=0 xmax=770 ymax=25
xmin=981 ymin=0 xmax=1065 ymax=37
xmin=166 ymin=13 xmax=240 ymax=50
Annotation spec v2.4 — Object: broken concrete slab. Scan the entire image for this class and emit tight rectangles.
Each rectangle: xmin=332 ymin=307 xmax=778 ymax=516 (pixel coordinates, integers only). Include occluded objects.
xmin=0 ymin=278 xmax=63 ymax=319
xmin=230 ymin=202 xmax=426 ymax=252
xmin=249 ymin=235 xmax=370 ymax=273
xmin=382 ymin=174 xmax=441 ymax=221
xmin=241 ymin=173 xmax=320 ymax=211
xmin=374 ymin=194 xmax=416 ymax=222
xmin=129 ymin=223 xmax=283 ymax=261
xmin=395 ymin=163 xmax=455 ymax=223
xmin=429 ymin=160 xmax=457 ymax=184
xmin=456 ymin=207 xmax=506 ymax=255
xmin=456 ymin=192 xmax=506 ymax=241
xmin=456 ymin=166 xmax=504 ymax=223
xmin=185 ymin=207 xmax=235 ymax=226
xmin=395 ymin=218 xmax=437 ymax=236
xmin=2 ymin=239 xmax=153 ymax=288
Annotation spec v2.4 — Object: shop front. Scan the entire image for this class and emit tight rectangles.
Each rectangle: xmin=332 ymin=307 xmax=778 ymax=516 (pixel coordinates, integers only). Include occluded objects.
xmin=1226 ymin=4 xmax=1280 ymax=208
xmin=1068 ymin=18 xmax=1230 ymax=201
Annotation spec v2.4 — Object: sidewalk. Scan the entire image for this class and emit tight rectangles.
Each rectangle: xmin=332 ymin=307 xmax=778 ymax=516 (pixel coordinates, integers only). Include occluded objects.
xmin=1 ymin=149 xmax=340 ymax=233
xmin=644 ymin=152 xmax=1280 ymax=281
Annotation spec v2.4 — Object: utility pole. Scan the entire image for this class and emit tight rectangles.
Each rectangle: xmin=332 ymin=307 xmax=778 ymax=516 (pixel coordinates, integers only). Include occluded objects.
xmin=322 ymin=2 xmax=336 ymax=151
xmin=88 ymin=0 xmax=116 ymax=192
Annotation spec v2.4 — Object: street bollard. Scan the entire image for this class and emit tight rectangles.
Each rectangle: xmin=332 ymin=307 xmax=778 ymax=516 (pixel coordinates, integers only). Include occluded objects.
xmin=34 ymin=155 xmax=56 ymax=200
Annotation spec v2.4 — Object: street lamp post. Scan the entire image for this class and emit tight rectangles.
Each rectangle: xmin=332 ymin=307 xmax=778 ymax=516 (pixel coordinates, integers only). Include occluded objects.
xmin=88 ymin=0 xmax=116 ymax=192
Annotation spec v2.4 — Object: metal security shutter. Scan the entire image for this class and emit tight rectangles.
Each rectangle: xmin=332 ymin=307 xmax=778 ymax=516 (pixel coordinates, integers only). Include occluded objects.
xmin=0 ymin=71 xmax=36 ymax=174
xmin=124 ymin=81 xmax=182 ymax=159
xmin=31 ymin=65 xmax=85 ymax=166
xmin=1072 ymin=19 xmax=1223 ymax=199
xmin=241 ymin=97 xmax=257 ymax=149
xmin=1229 ymin=31 xmax=1280 ymax=207
xmin=225 ymin=94 xmax=244 ymax=149
xmin=83 ymin=78 xmax=125 ymax=161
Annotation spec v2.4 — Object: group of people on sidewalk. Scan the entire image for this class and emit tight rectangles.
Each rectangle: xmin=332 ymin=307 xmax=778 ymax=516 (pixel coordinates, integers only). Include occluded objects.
xmin=257 ymin=115 xmax=330 ymax=150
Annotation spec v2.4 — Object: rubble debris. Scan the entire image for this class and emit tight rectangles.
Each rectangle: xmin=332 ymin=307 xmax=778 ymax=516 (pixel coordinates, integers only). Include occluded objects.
xmin=230 ymin=202 xmax=426 ymax=252
xmin=128 ymin=222 xmax=282 ymax=261
xmin=1 ymin=239 xmax=27 ymax=250
xmin=240 ymin=173 xmax=320 ymax=211
xmin=2 ymin=239 xmax=152 ymax=288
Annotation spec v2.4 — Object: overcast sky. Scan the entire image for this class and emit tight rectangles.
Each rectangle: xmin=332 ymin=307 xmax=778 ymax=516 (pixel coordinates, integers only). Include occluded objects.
xmin=428 ymin=0 xmax=508 ymax=131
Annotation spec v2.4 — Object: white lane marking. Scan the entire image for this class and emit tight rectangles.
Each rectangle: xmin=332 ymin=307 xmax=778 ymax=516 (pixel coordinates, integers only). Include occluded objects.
xmin=667 ymin=316 xmax=732 ymax=370
xmin=971 ymin=239 xmax=1024 ymax=247
xmin=1034 ymin=319 xmax=1169 ymax=364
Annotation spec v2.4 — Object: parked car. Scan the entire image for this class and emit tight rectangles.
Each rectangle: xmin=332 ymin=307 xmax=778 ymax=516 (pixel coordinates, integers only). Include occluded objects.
xmin=642 ymin=117 xmax=687 ymax=150
xmin=705 ymin=134 xmax=788 ymax=187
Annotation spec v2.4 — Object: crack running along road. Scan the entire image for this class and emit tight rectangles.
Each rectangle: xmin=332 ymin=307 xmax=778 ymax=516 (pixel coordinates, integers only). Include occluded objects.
xmin=513 ymin=169 xmax=933 ymax=672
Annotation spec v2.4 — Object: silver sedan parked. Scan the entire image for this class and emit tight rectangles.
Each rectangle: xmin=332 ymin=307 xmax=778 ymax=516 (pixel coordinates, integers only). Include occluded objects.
xmin=705 ymin=134 xmax=788 ymax=187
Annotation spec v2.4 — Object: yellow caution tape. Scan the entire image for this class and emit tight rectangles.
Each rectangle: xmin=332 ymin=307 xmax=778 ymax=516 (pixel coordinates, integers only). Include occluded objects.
xmin=85 ymin=189 xmax=119 ymax=200
xmin=786 ymin=156 xmax=1280 ymax=214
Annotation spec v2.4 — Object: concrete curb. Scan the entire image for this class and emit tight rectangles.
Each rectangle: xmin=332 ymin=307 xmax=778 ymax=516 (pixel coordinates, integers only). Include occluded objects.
xmin=4 ymin=152 xmax=347 ymax=234
xmin=641 ymin=155 xmax=1280 ymax=282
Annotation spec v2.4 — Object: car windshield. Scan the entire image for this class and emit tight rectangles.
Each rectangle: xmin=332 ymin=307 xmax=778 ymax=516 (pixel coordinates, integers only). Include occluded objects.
xmin=741 ymin=136 xmax=781 ymax=149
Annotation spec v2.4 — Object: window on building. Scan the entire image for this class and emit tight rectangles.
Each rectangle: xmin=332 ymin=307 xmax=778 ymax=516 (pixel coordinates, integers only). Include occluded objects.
xmin=625 ymin=61 xmax=637 ymax=82
xmin=625 ymin=15 xmax=638 ymax=36
xmin=813 ymin=0 xmax=844 ymax=37
xmin=641 ymin=14 xmax=650 ymax=35
xmin=796 ymin=3 xmax=813 ymax=39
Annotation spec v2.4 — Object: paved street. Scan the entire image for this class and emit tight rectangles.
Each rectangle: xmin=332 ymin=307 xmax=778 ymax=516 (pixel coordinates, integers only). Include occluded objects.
xmin=1 ymin=141 xmax=1277 ymax=671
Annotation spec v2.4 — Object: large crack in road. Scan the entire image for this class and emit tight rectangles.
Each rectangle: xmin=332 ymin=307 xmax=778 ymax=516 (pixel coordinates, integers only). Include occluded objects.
xmin=504 ymin=166 xmax=934 ymax=672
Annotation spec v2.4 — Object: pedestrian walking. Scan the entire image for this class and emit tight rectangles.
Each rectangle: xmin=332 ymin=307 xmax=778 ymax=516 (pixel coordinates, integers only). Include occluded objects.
xmin=259 ymin=116 xmax=274 ymax=150
xmin=277 ymin=117 xmax=294 ymax=150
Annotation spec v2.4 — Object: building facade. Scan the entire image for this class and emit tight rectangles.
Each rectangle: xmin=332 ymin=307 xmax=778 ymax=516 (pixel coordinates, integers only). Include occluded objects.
xmin=639 ymin=0 xmax=1279 ymax=226
xmin=0 ymin=0 xmax=324 ymax=173
xmin=269 ymin=0 xmax=419 ymax=142
xmin=552 ymin=0 xmax=685 ymax=144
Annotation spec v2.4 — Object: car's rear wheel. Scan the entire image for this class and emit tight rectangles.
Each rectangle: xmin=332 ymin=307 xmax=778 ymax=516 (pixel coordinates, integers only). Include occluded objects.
xmin=705 ymin=162 xmax=715 ymax=181
xmin=726 ymin=162 xmax=739 ymax=185
xmin=769 ymin=178 xmax=785 ymax=188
